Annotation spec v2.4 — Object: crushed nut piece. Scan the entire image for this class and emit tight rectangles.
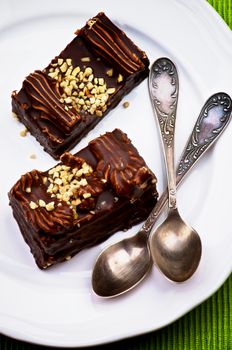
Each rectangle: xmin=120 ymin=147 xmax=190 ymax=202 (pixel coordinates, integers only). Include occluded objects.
xmin=96 ymin=110 xmax=103 ymax=117
xmin=81 ymin=57 xmax=91 ymax=62
xmin=117 ymin=74 xmax=124 ymax=83
xmin=106 ymin=68 xmax=113 ymax=77
xmin=48 ymin=70 xmax=59 ymax=79
xmin=25 ymin=187 xmax=31 ymax=193
xmin=30 ymin=154 xmax=37 ymax=159
xmin=60 ymin=62 xmax=68 ymax=73
xmin=83 ymin=192 xmax=91 ymax=199
xmin=20 ymin=128 xmax=28 ymax=137
xmin=29 ymin=201 xmax=38 ymax=210
xmin=98 ymin=78 xmax=104 ymax=86
xmin=58 ymin=58 xmax=64 ymax=66
xmin=45 ymin=202 xmax=55 ymax=211
xmin=38 ymin=199 xmax=46 ymax=207
xmin=72 ymin=66 xmax=80 ymax=76
xmin=123 ymin=101 xmax=129 ymax=108
xmin=42 ymin=177 xmax=47 ymax=184
xmin=87 ymin=19 xmax=97 ymax=28
xmin=107 ymin=88 xmax=116 ymax=94
xmin=66 ymin=58 xmax=72 ymax=66
xmin=71 ymin=198 xmax=81 ymax=206
xmin=84 ymin=67 xmax=93 ymax=76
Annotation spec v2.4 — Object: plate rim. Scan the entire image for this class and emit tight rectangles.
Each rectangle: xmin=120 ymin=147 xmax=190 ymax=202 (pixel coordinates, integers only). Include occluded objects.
xmin=0 ymin=0 xmax=231 ymax=347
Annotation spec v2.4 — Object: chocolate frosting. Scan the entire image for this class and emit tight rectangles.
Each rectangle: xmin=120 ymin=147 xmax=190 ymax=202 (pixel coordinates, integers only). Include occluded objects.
xmin=23 ymin=71 xmax=80 ymax=132
xmin=10 ymin=129 xmax=156 ymax=234
xmin=12 ymin=12 xmax=150 ymax=158
xmin=12 ymin=170 xmax=74 ymax=233
xmin=80 ymin=12 xmax=147 ymax=76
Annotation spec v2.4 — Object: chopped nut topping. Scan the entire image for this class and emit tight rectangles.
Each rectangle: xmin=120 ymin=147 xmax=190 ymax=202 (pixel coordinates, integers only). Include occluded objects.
xmin=29 ymin=201 xmax=38 ymax=210
xmin=106 ymin=68 xmax=113 ymax=77
xmin=48 ymin=70 xmax=59 ymax=79
xmin=87 ymin=19 xmax=97 ymax=28
xmin=46 ymin=161 xmax=93 ymax=211
xmin=72 ymin=66 xmax=80 ymax=77
xmin=43 ymin=177 xmax=47 ymax=184
xmin=60 ymin=61 xmax=68 ymax=73
xmin=66 ymin=58 xmax=72 ymax=66
xmin=71 ymin=198 xmax=81 ymax=206
xmin=107 ymin=88 xmax=116 ymax=94
xmin=38 ymin=199 xmax=46 ymax=207
xmin=46 ymin=58 xmax=117 ymax=117
xmin=117 ymin=74 xmax=124 ymax=83
xmin=81 ymin=57 xmax=91 ymax=62
xmin=84 ymin=67 xmax=93 ymax=76
xmin=45 ymin=202 xmax=55 ymax=211
xmin=20 ymin=128 xmax=28 ymax=137
xmin=123 ymin=101 xmax=129 ymax=108
xmin=29 ymin=199 xmax=55 ymax=211
xmin=98 ymin=78 xmax=104 ymax=86
xmin=58 ymin=58 xmax=64 ymax=66
xmin=26 ymin=187 xmax=31 ymax=193
xmin=96 ymin=110 xmax=103 ymax=117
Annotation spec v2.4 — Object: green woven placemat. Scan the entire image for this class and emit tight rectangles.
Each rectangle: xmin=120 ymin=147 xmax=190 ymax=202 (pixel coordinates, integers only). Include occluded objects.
xmin=208 ymin=0 xmax=232 ymax=28
xmin=0 ymin=1 xmax=231 ymax=349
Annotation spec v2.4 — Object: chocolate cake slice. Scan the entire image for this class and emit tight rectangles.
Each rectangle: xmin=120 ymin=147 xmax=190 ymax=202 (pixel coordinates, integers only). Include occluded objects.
xmin=9 ymin=129 xmax=158 ymax=269
xmin=12 ymin=12 xmax=150 ymax=159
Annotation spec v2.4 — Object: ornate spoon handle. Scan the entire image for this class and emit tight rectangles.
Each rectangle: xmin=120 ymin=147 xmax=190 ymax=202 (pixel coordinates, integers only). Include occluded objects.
xmin=149 ymin=57 xmax=179 ymax=209
xmin=142 ymin=92 xmax=232 ymax=234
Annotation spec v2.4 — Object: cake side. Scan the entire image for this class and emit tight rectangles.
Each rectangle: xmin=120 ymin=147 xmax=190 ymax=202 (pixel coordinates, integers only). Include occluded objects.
xmin=12 ymin=13 xmax=150 ymax=159
xmin=8 ymin=129 xmax=158 ymax=269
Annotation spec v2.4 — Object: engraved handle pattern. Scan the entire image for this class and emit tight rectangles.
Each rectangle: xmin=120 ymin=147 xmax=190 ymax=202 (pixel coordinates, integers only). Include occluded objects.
xmin=177 ymin=92 xmax=232 ymax=177
xmin=149 ymin=58 xmax=179 ymax=209
xmin=149 ymin=57 xmax=178 ymax=148
xmin=142 ymin=92 xmax=232 ymax=235
xmin=141 ymin=189 xmax=168 ymax=233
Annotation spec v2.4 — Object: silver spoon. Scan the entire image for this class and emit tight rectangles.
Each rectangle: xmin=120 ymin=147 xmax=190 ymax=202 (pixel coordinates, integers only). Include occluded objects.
xmin=92 ymin=84 xmax=231 ymax=296
xmin=148 ymin=57 xmax=201 ymax=282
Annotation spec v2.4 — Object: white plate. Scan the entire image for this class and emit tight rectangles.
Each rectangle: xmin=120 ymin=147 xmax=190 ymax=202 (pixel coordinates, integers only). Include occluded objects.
xmin=0 ymin=0 xmax=231 ymax=347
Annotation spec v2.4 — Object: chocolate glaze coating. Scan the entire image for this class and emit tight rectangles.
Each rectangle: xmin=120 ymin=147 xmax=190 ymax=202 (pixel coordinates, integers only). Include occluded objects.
xmin=9 ymin=129 xmax=158 ymax=269
xmin=12 ymin=13 xmax=149 ymax=159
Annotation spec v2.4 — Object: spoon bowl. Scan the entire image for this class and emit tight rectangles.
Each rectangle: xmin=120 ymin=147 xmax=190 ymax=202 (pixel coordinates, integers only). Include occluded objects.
xmin=92 ymin=232 xmax=151 ymax=297
xmin=150 ymin=208 xmax=202 ymax=282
